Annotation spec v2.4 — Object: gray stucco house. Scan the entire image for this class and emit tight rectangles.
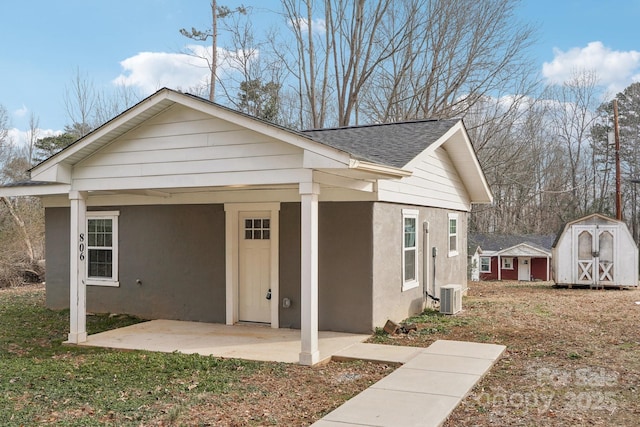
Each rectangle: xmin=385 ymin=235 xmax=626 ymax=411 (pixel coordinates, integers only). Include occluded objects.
xmin=0 ymin=88 xmax=492 ymax=365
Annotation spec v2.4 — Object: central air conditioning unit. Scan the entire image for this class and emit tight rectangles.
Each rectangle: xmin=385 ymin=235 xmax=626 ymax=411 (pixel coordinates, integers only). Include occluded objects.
xmin=440 ymin=284 xmax=462 ymax=315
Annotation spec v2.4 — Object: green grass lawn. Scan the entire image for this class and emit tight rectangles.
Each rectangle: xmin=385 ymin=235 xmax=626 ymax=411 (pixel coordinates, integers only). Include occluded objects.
xmin=0 ymin=287 xmax=266 ymax=426
xmin=0 ymin=285 xmax=390 ymax=426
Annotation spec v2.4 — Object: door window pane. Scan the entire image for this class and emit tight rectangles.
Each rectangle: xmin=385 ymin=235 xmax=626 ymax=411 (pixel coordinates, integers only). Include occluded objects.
xmin=244 ymin=217 xmax=271 ymax=240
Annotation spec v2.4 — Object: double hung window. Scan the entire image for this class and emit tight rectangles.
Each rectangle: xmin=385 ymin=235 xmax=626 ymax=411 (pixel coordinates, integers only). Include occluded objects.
xmin=86 ymin=211 xmax=119 ymax=286
xmin=402 ymin=209 xmax=419 ymax=291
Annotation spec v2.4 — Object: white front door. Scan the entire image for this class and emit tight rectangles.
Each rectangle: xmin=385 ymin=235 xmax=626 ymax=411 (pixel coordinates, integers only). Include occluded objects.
xmin=518 ymin=257 xmax=531 ymax=281
xmin=238 ymin=212 xmax=272 ymax=323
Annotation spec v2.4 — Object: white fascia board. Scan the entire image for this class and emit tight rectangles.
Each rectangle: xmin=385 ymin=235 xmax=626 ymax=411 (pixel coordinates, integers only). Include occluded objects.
xmin=0 ymin=184 xmax=70 ymax=197
xmin=313 ymin=170 xmax=375 ymax=192
xmin=348 ymin=159 xmax=412 ymax=178
xmin=443 ymin=123 xmax=493 ymax=204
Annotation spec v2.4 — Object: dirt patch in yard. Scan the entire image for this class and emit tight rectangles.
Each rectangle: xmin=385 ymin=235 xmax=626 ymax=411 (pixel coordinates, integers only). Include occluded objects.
xmin=371 ymin=281 xmax=640 ymax=426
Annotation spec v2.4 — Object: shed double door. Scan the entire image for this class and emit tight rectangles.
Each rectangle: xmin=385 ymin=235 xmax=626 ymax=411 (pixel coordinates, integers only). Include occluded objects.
xmin=574 ymin=225 xmax=616 ymax=287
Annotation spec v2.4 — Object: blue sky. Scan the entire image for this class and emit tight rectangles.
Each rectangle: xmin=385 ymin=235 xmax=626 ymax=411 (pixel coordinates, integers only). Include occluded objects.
xmin=1 ymin=0 xmax=639 ymax=143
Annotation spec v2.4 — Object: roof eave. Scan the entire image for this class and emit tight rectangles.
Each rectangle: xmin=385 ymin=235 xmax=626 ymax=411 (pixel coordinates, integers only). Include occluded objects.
xmin=348 ymin=159 xmax=412 ymax=179
xmin=438 ymin=121 xmax=493 ymax=204
xmin=0 ymin=183 xmax=71 ymax=197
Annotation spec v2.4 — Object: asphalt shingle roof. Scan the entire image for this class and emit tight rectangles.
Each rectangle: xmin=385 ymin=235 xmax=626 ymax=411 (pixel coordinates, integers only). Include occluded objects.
xmin=469 ymin=233 xmax=556 ymax=253
xmin=302 ymin=119 xmax=460 ymax=168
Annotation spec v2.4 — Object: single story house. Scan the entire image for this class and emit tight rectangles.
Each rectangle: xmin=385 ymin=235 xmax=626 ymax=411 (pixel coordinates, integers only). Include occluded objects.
xmin=469 ymin=234 xmax=554 ymax=281
xmin=0 ymin=88 xmax=492 ymax=365
xmin=552 ymin=213 xmax=638 ymax=288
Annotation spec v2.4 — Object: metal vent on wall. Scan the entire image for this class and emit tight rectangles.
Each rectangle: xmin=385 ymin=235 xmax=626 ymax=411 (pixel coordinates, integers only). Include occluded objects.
xmin=440 ymin=284 xmax=462 ymax=315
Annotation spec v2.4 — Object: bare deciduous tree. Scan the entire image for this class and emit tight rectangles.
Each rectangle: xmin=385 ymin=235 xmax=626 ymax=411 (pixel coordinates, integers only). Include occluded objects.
xmin=0 ymin=106 xmax=44 ymax=285
xmin=64 ymin=68 xmax=96 ymax=137
xmin=546 ymin=70 xmax=601 ymax=219
xmin=180 ymin=1 xmax=248 ymax=102
xmin=277 ymin=0 xmax=536 ymax=128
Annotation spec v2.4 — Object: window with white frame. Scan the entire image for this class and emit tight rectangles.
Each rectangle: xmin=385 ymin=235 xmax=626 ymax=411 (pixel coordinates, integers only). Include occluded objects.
xmin=402 ymin=209 xmax=419 ymax=291
xmin=501 ymin=257 xmax=513 ymax=270
xmin=480 ymin=256 xmax=491 ymax=273
xmin=86 ymin=211 xmax=119 ymax=286
xmin=448 ymin=213 xmax=458 ymax=256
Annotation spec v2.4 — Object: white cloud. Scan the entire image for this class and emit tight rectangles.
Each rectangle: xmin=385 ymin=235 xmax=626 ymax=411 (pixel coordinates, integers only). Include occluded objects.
xmin=112 ymin=45 xmax=259 ymax=94
xmin=113 ymin=45 xmax=212 ymax=94
xmin=13 ymin=105 xmax=28 ymax=119
xmin=289 ymin=17 xmax=326 ymax=35
xmin=8 ymin=128 xmax=61 ymax=148
xmin=542 ymin=42 xmax=640 ymax=93
xmin=113 ymin=45 xmax=259 ymax=96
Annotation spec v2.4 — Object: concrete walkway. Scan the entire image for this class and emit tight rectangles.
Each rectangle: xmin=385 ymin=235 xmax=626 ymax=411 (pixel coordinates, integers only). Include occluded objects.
xmin=313 ymin=340 xmax=506 ymax=427
xmin=77 ymin=320 xmax=505 ymax=426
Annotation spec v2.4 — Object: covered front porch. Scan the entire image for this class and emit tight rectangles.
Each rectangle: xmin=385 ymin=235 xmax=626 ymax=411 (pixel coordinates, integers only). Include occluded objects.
xmin=2 ymin=89 xmax=413 ymax=366
xmin=74 ymin=319 xmax=371 ymax=364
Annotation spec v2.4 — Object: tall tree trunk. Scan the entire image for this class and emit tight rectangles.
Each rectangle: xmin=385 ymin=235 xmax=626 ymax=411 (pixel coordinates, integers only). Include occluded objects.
xmin=210 ymin=0 xmax=218 ymax=101
xmin=0 ymin=197 xmax=35 ymax=264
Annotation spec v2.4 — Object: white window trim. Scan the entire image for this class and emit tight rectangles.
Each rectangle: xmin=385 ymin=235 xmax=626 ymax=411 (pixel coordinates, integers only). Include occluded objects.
xmin=480 ymin=256 xmax=491 ymax=273
xmin=402 ymin=209 xmax=419 ymax=291
xmin=448 ymin=213 xmax=459 ymax=257
xmin=86 ymin=211 xmax=119 ymax=287
xmin=501 ymin=257 xmax=514 ymax=270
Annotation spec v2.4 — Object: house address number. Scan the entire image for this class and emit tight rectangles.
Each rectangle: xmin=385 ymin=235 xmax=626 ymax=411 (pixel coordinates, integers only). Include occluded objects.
xmin=79 ymin=233 xmax=85 ymax=261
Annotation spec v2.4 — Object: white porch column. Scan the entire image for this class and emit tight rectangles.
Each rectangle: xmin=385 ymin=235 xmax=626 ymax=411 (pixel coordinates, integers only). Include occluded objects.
xmin=68 ymin=191 xmax=87 ymax=343
xmin=498 ymin=255 xmax=502 ymax=281
xmin=546 ymin=255 xmax=550 ymax=281
xmin=299 ymin=182 xmax=320 ymax=366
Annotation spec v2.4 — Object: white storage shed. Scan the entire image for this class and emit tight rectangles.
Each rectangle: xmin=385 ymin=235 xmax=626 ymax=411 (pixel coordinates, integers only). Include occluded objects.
xmin=552 ymin=213 xmax=638 ymax=288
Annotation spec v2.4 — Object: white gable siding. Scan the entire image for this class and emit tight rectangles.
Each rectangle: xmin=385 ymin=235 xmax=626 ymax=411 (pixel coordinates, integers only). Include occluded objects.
xmin=376 ymin=146 xmax=471 ymax=211
xmin=72 ymin=105 xmax=306 ymax=191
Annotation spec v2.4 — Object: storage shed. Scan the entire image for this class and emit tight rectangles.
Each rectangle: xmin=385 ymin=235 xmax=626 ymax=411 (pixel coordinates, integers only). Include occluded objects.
xmin=552 ymin=213 xmax=638 ymax=288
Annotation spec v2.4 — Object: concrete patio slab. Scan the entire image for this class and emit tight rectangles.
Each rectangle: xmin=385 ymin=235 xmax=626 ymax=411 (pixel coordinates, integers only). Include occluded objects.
xmin=75 ymin=319 xmax=370 ymax=364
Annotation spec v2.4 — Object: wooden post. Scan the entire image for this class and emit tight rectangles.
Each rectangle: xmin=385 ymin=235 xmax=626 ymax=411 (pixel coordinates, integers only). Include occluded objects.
xmin=299 ymin=182 xmax=320 ymax=366
xmin=68 ymin=191 xmax=87 ymax=343
xmin=614 ymin=100 xmax=622 ymax=221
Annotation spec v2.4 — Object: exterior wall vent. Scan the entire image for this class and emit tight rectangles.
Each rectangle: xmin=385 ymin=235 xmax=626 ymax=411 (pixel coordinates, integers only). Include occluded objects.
xmin=440 ymin=284 xmax=462 ymax=315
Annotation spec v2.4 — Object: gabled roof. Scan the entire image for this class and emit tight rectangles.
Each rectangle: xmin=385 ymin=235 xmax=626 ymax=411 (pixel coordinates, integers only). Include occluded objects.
xmin=469 ymin=233 xmax=555 ymax=254
xmin=1 ymin=88 xmax=491 ymax=205
xmin=552 ymin=213 xmax=630 ymax=248
xmin=303 ymin=119 xmax=459 ymax=168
